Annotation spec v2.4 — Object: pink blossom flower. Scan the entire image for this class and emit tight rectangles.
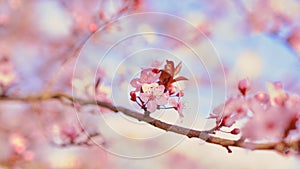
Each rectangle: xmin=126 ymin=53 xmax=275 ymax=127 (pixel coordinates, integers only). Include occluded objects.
xmin=130 ymin=68 xmax=161 ymax=91
xmin=210 ymin=80 xmax=300 ymax=141
xmin=140 ymin=83 xmax=169 ymax=112
xmin=242 ymin=104 xmax=295 ymax=141
xmin=242 ymin=92 xmax=299 ymax=141
xmin=210 ymin=96 xmax=248 ymax=127
xmin=170 ymin=98 xmax=183 ymax=117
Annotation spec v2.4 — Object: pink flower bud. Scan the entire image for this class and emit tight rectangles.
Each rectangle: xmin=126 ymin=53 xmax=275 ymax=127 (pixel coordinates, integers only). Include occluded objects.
xmin=254 ymin=92 xmax=269 ymax=103
xmin=89 ymin=23 xmax=98 ymax=32
xmin=238 ymin=78 xmax=250 ymax=96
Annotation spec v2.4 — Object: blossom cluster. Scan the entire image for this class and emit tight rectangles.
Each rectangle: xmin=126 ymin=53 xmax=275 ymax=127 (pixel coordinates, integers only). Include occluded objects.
xmin=129 ymin=60 xmax=188 ymax=117
xmin=210 ymin=79 xmax=300 ymax=141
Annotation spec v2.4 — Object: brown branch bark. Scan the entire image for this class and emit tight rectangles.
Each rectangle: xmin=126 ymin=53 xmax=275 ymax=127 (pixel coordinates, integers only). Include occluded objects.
xmin=1 ymin=93 xmax=299 ymax=155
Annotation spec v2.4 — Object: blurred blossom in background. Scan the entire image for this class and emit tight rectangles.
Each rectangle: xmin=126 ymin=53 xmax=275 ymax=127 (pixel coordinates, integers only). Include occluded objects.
xmin=1 ymin=0 xmax=300 ymax=168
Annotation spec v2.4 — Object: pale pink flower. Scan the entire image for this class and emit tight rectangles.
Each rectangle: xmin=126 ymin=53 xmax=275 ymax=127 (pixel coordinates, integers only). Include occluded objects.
xmin=210 ymin=80 xmax=300 ymax=141
xmin=247 ymin=95 xmax=269 ymax=114
xmin=242 ymin=94 xmax=299 ymax=141
xmin=242 ymin=105 xmax=294 ymax=141
xmin=170 ymin=98 xmax=183 ymax=117
xmin=140 ymin=83 xmax=169 ymax=112
xmin=130 ymin=68 xmax=161 ymax=91
xmin=210 ymin=96 xmax=248 ymax=127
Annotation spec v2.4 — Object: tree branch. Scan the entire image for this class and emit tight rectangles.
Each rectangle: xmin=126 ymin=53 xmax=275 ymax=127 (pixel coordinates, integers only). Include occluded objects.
xmin=1 ymin=93 xmax=299 ymax=155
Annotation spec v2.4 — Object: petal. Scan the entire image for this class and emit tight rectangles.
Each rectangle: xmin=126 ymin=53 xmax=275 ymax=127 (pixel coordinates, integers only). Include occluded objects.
xmin=210 ymin=104 xmax=224 ymax=118
xmin=140 ymin=69 xmax=152 ymax=82
xmin=156 ymin=93 xmax=169 ymax=105
xmin=177 ymin=108 xmax=184 ymax=117
xmin=248 ymin=97 xmax=265 ymax=114
xmin=140 ymin=68 xmax=160 ymax=83
xmin=150 ymin=72 xmax=161 ymax=82
xmin=169 ymin=98 xmax=177 ymax=106
xmin=176 ymin=102 xmax=184 ymax=117
xmin=147 ymin=101 xmax=157 ymax=112
xmin=130 ymin=79 xmax=141 ymax=88
xmin=142 ymin=83 xmax=158 ymax=94
xmin=140 ymin=93 xmax=151 ymax=102
xmin=153 ymin=85 xmax=165 ymax=96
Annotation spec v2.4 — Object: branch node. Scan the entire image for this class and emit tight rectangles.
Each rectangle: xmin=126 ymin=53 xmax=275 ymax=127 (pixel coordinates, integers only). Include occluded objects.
xmin=144 ymin=111 xmax=150 ymax=117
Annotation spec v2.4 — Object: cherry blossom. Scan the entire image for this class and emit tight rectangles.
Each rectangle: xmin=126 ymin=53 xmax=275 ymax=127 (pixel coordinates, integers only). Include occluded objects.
xmin=209 ymin=79 xmax=250 ymax=128
xmin=170 ymin=98 xmax=184 ymax=117
xmin=211 ymin=80 xmax=300 ymax=141
xmin=210 ymin=95 xmax=248 ymax=128
xmin=130 ymin=68 xmax=161 ymax=92
xmin=242 ymin=82 xmax=300 ymax=140
xmin=242 ymin=94 xmax=299 ymax=141
xmin=130 ymin=60 xmax=187 ymax=115
xmin=140 ymin=83 xmax=169 ymax=112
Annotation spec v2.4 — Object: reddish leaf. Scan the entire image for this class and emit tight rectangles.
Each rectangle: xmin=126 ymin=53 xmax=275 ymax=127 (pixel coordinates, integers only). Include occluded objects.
xmin=174 ymin=61 xmax=182 ymax=76
xmin=173 ymin=76 xmax=188 ymax=82
xmin=164 ymin=60 xmax=175 ymax=76
xmin=159 ymin=70 xmax=173 ymax=87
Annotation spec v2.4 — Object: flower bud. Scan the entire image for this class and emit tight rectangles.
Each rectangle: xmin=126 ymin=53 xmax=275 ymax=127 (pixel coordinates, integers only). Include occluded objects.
xmin=238 ymin=78 xmax=250 ymax=96
xmin=130 ymin=91 xmax=137 ymax=101
xmin=230 ymin=128 xmax=240 ymax=135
